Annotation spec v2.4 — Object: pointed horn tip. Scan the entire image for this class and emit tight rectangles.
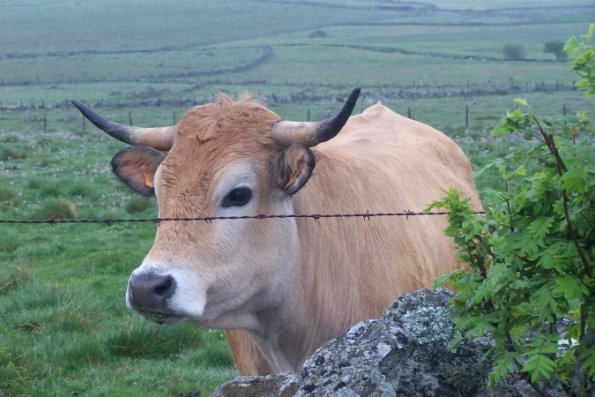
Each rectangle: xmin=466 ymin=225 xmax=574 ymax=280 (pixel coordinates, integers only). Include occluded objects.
xmin=71 ymin=100 xmax=93 ymax=116
xmin=348 ymin=88 xmax=361 ymax=103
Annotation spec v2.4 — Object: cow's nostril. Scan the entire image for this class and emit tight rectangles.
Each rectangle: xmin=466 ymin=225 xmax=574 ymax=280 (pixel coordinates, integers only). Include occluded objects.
xmin=128 ymin=272 xmax=176 ymax=311
xmin=153 ymin=276 xmax=173 ymax=297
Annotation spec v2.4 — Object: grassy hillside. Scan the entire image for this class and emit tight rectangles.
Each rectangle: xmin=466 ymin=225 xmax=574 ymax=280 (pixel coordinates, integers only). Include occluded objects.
xmin=0 ymin=1 xmax=593 ymax=396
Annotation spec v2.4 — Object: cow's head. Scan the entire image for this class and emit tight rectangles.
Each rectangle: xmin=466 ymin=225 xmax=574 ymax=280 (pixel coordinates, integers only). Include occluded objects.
xmin=73 ymin=89 xmax=359 ymax=328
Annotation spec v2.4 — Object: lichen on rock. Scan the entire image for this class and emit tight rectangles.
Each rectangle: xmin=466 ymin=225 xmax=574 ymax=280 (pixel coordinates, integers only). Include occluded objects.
xmin=210 ymin=289 xmax=566 ymax=397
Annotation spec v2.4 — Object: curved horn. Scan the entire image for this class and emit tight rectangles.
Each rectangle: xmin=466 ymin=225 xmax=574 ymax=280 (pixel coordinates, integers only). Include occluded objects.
xmin=271 ymin=88 xmax=361 ymax=147
xmin=71 ymin=100 xmax=176 ymax=151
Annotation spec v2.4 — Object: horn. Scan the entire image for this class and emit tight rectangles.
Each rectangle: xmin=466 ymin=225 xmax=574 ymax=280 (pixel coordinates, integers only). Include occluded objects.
xmin=71 ymin=100 xmax=176 ymax=151
xmin=271 ymin=88 xmax=361 ymax=147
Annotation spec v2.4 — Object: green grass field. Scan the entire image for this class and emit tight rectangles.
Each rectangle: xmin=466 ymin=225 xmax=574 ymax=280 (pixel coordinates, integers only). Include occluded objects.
xmin=1 ymin=0 xmax=594 ymax=395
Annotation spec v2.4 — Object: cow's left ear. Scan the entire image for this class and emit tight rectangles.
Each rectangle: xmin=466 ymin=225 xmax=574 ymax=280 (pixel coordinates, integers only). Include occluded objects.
xmin=272 ymin=144 xmax=316 ymax=195
xmin=111 ymin=146 xmax=166 ymax=197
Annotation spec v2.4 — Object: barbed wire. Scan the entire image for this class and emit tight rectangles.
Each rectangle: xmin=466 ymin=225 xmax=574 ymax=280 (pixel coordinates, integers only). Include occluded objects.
xmin=0 ymin=210 xmax=486 ymax=226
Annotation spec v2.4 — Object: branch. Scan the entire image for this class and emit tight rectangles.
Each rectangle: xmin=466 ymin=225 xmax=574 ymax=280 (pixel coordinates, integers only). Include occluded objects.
xmin=532 ymin=116 xmax=591 ymax=277
xmin=504 ymin=180 xmax=515 ymax=233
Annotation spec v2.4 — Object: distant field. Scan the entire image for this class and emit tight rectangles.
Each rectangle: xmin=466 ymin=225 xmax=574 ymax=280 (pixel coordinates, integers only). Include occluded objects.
xmin=0 ymin=1 xmax=594 ymax=396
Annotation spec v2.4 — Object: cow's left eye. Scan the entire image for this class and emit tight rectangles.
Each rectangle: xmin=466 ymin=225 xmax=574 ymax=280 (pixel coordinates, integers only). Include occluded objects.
xmin=221 ymin=187 xmax=253 ymax=208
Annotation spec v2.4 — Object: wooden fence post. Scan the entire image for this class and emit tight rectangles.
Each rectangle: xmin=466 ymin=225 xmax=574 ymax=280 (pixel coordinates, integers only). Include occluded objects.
xmin=465 ymin=104 xmax=469 ymax=131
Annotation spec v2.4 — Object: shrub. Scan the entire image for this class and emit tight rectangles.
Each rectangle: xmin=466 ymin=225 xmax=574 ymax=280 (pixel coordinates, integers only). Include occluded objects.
xmin=430 ymin=27 xmax=594 ymax=395
xmin=544 ymin=40 xmax=567 ymax=61
xmin=502 ymin=43 xmax=526 ymax=61
xmin=565 ymin=24 xmax=595 ymax=96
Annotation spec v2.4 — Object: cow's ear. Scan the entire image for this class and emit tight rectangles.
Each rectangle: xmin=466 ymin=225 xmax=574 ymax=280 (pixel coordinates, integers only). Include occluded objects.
xmin=111 ymin=147 xmax=166 ymax=197
xmin=272 ymin=144 xmax=315 ymax=195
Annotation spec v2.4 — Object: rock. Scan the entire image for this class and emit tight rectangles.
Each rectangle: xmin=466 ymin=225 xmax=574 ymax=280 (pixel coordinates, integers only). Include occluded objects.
xmin=210 ymin=373 xmax=299 ymax=397
xmin=293 ymin=289 xmax=492 ymax=397
xmin=210 ymin=289 xmax=567 ymax=397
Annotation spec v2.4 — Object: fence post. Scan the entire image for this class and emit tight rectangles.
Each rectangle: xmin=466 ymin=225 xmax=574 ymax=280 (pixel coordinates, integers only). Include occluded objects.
xmin=172 ymin=112 xmax=176 ymax=125
xmin=128 ymin=112 xmax=132 ymax=126
xmin=465 ymin=104 xmax=469 ymax=131
xmin=407 ymin=106 xmax=412 ymax=119
xmin=307 ymin=108 xmax=311 ymax=122
xmin=82 ymin=114 xmax=86 ymax=133
xmin=43 ymin=113 xmax=47 ymax=133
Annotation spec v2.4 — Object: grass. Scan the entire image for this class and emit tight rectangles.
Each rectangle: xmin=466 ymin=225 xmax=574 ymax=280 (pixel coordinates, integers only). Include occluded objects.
xmin=0 ymin=1 xmax=594 ymax=396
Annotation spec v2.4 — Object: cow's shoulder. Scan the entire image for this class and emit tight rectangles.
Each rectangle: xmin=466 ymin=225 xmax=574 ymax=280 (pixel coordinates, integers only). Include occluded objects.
xmin=323 ymin=102 xmax=455 ymax=154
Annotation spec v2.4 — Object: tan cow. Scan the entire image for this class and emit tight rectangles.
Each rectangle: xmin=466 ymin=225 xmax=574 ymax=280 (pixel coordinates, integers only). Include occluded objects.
xmin=73 ymin=89 xmax=481 ymax=375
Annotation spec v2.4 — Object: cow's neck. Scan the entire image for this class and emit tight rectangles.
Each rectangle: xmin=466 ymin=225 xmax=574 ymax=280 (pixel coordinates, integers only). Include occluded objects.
xmin=248 ymin=296 xmax=316 ymax=372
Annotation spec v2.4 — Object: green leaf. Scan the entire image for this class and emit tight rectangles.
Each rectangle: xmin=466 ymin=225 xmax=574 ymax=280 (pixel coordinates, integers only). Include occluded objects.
xmin=579 ymin=348 xmax=595 ymax=379
xmin=560 ymin=167 xmax=589 ymax=194
xmin=553 ymin=275 xmax=589 ymax=302
xmin=513 ymin=97 xmax=528 ymax=107
xmin=488 ymin=351 xmax=519 ymax=384
xmin=527 ymin=217 xmax=554 ymax=240
xmin=523 ymin=353 xmax=556 ymax=383
xmin=490 ymin=121 xmax=512 ymax=137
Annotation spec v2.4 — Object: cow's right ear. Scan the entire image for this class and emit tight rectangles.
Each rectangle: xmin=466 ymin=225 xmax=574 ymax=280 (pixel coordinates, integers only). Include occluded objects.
xmin=272 ymin=144 xmax=316 ymax=195
xmin=111 ymin=147 xmax=166 ymax=197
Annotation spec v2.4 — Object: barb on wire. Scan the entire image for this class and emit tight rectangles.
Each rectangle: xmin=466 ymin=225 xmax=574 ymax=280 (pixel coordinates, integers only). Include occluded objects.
xmin=0 ymin=210 xmax=486 ymax=226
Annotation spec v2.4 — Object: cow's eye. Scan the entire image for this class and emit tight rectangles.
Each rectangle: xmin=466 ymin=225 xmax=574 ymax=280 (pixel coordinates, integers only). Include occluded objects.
xmin=221 ymin=187 xmax=252 ymax=208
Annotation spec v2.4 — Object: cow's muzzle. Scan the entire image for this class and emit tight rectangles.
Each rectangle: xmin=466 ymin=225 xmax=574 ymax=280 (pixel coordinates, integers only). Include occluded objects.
xmin=127 ymin=272 xmax=177 ymax=322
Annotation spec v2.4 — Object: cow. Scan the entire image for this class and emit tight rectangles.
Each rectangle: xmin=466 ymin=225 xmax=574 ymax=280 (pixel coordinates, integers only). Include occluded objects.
xmin=72 ymin=88 xmax=481 ymax=375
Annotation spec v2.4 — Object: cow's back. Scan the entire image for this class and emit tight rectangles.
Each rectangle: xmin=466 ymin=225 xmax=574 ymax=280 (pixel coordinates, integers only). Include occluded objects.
xmin=288 ymin=103 xmax=480 ymax=360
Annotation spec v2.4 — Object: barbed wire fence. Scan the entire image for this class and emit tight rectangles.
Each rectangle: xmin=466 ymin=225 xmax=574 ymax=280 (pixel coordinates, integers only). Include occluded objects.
xmin=0 ymin=210 xmax=486 ymax=227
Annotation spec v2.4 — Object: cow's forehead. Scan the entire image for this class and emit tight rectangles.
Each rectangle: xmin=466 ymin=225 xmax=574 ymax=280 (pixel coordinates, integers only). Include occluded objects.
xmin=155 ymin=96 xmax=283 ymax=213
xmin=176 ymin=95 xmax=280 ymax=143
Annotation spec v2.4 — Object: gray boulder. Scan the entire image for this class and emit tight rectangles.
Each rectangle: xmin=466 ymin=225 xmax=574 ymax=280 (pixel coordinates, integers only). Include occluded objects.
xmin=211 ymin=289 xmax=566 ymax=397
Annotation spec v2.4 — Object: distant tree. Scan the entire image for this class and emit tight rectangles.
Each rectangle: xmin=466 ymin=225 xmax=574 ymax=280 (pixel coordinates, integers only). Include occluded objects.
xmin=544 ymin=40 xmax=567 ymax=61
xmin=308 ymin=29 xmax=328 ymax=38
xmin=502 ymin=43 xmax=526 ymax=61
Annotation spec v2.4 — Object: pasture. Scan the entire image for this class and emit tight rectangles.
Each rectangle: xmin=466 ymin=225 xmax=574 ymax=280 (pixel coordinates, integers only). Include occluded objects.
xmin=1 ymin=0 xmax=594 ymax=395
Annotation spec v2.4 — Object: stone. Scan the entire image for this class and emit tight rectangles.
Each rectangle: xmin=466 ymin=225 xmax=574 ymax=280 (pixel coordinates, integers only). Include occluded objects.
xmin=210 ymin=289 xmax=567 ymax=397
xmin=210 ymin=373 xmax=299 ymax=397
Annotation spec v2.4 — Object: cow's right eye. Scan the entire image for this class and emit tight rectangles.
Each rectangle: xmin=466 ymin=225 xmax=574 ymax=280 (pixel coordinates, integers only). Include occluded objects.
xmin=221 ymin=187 xmax=252 ymax=208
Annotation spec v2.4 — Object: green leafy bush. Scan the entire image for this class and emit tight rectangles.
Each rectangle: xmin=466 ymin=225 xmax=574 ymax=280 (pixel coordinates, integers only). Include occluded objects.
xmin=502 ymin=43 xmax=526 ymax=61
xmin=429 ymin=27 xmax=594 ymax=395
xmin=544 ymin=41 xmax=567 ymax=61
xmin=566 ymin=24 xmax=595 ymax=97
